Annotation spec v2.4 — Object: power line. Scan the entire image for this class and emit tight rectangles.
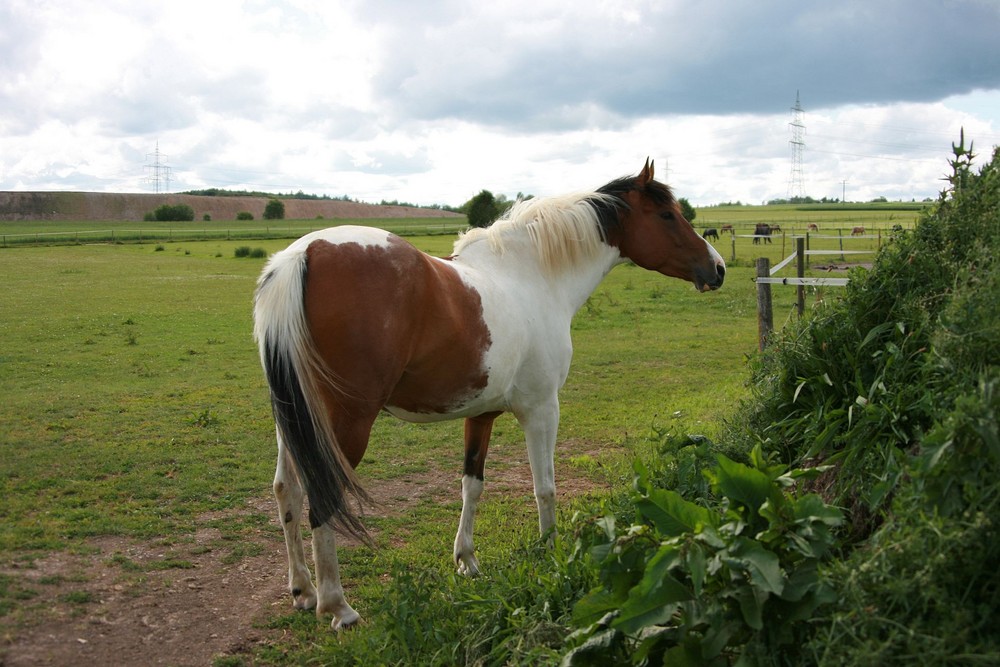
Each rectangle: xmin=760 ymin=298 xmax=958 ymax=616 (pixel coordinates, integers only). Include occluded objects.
xmin=144 ymin=142 xmax=172 ymax=193
xmin=788 ymin=91 xmax=806 ymax=199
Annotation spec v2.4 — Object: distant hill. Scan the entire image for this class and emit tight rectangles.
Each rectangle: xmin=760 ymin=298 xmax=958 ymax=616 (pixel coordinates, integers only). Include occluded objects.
xmin=0 ymin=191 xmax=463 ymax=222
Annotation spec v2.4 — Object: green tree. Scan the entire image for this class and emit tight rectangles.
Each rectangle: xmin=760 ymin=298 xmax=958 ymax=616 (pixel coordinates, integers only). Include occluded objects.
xmin=150 ymin=203 xmax=194 ymax=222
xmin=678 ymin=197 xmax=696 ymax=222
xmin=465 ymin=190 xmax=499 ymax=228
xmin=263 ymin=198 xmax=285 ymax=220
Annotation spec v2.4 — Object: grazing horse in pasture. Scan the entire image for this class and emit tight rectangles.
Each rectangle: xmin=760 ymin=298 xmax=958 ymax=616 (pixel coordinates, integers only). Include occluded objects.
xmin=852 ymin=226 xmax=865 ymax=236
xmin=753 ymin=222 xmax=772 ymax=244
xmin=253 ymin=159 xmax=725 ymax=630
xmin=702 ymin=228 xmax=719 ymax=241
xmin=720 ymin=224 xmax=733 ymax=233
xmin=769 ymin=224 xmax=782 ymax=233
xmin=807 ymin=223 xmax=819 ymax=232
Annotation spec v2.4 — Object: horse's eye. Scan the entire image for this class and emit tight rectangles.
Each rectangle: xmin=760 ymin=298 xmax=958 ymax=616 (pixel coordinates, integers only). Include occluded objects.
xmin=659 ymin=211 xmax=674 ymax=221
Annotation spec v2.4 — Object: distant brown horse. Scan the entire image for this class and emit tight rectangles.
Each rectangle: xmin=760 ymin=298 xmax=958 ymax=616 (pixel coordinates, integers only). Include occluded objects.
xmin=852 ymin=226 xmax=865 ymax=236
xmin=807 ymin=223 xmax=818 ymax=232
xmin=720 ymin=224 xmax=733 ymax=233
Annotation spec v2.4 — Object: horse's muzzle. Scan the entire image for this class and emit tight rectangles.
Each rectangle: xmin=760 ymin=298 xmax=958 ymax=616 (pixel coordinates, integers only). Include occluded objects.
xmin=695 ymin=262 xmax=725 ymax=292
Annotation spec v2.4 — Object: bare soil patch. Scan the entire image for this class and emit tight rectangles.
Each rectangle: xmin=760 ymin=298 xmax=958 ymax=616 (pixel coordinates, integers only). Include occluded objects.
xmin=0 ymin=192 xmax=463 ymax=223
xmin=0 ymin=440 xmax=611 ymax=666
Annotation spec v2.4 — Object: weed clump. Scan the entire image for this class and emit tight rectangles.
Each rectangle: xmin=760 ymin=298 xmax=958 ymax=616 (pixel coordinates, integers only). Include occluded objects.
xmin=234 ymin=246 xmax=267 ymax=259
xmin=564 ymin=135 xmax=1000 ymax=665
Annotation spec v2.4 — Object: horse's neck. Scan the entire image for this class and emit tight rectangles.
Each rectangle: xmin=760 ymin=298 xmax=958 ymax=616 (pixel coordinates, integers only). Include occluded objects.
xmin=547 ymin=246 xmax=623 ymax=315
xmin=462 ymin=234 xmax=622 ymax=316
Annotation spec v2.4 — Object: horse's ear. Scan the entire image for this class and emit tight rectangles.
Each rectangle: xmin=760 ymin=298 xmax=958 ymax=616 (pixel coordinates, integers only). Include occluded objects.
xmin=639 ymin=158 xmax=654 ymax=185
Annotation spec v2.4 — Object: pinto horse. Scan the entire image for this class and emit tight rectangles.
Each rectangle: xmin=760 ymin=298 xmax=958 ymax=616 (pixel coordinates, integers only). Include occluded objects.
xmin=253 ymin=159 xmax=725 ymax=629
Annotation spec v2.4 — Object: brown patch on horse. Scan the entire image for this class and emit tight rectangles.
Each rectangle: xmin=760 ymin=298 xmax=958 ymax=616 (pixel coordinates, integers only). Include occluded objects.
xmin=463 ymin=411 xmax=502 ymax=480
xmin=302 ymin=236 xmax=492 ymax=464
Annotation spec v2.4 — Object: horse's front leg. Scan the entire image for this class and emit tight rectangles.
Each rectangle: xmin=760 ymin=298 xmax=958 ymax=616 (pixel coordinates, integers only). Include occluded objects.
xmin=454 ymin=412 xmax=501 ymax=576
xmin=517 ymin=399 xmax=559 ymax=542
xmin=273 ymin=434 xmax=318 ymax=611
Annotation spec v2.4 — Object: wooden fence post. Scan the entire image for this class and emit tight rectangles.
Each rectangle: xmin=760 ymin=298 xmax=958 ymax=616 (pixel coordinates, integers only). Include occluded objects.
xmin=731 ymin=233 xmax=736 ymax=263
xmin=756 ymin=257 xmax=773 ymax=351
xmin=796 ymin=237 xmax=805 ymax=317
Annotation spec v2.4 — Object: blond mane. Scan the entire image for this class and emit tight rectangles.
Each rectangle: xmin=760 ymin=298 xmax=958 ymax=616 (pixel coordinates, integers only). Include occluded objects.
xmin=453 ymin=191 xmax=619 ymax=272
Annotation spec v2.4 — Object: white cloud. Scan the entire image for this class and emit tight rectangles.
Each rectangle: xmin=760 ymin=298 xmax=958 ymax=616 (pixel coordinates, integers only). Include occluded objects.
xmin=1 ymin=0 xmax=999 ymax=206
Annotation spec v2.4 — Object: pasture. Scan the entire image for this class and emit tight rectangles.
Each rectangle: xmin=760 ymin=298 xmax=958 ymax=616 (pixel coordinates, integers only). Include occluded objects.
xmin=0 ymin=230 xmax=855 ymax=664
xmin=0 ymin=216 xmax=467 ymax=247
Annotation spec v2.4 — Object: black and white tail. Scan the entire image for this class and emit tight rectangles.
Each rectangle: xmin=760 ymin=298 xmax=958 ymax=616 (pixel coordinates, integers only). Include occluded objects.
xmin=253 ymin=247 xmax=371 ymax=542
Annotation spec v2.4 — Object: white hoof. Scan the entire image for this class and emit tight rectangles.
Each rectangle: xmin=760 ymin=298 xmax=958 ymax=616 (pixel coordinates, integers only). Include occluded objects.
xmin=456 ymin=554 xmax=481 ymax=577
xmin=291 ymin=585 xmax=317 ymax=611
xmin=331 ymin=608 xmax=361 ymax=630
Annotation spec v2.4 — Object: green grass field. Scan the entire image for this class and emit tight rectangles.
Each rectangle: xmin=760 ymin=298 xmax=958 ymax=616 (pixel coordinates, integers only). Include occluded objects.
xmin=694 ymin=201 xmax=926 ymax=229
xmin=0 ymin=227 xmax=872 ymax=662
xmin=0 ymin=217 xmax=467 ymax=247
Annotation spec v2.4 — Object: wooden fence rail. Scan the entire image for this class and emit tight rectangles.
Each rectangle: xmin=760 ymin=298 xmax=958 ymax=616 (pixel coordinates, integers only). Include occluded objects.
xmin=755 ymin=235 xmax=876 ymax=350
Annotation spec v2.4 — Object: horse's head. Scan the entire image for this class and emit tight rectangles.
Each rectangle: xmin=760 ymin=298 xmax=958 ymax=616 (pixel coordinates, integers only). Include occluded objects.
xmin=600 ymin=159 xmax=725 ymax=291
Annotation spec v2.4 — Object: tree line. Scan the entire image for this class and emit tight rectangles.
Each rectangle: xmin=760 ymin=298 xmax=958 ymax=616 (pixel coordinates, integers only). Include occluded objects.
xmin=461 ymin=189 xmax=697 ymax=228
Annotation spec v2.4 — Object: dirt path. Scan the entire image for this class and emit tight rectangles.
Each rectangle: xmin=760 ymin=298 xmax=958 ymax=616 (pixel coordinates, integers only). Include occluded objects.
xmin=0 ymin=443 xmax=610 ymax=666
xmin=1 ymin=496 xmax=287 ymax=667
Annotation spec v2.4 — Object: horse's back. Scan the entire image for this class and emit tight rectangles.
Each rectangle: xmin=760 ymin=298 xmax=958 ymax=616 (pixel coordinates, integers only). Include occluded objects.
xmin=291 ymin=227 xmax=497 ymax=420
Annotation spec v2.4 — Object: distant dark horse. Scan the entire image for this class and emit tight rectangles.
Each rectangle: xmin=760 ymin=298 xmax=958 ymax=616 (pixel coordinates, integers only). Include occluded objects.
xmin=702 ymin=228 xmax=719 ymax=241
xmin=753 ymin=223 xmax=772 ymax=245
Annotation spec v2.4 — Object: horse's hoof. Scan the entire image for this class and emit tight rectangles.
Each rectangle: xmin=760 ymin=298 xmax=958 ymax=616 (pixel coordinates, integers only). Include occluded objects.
xmin=291 ymin=587 xmax=317 ymax=611
xmin=456 ymin=557 xmax=481 ymax=577
xmin=332 ymin=610 xmax=361 ymax=631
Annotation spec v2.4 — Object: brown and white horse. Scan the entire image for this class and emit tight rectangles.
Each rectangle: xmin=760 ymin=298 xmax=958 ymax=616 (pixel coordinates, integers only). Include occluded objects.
xmin=253 ymin=160 xmax=725 ymax=629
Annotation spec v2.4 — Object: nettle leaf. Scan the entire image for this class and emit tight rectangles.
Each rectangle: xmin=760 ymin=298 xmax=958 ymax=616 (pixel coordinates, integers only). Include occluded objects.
xmin=779 ymin=560 xmax=821 ymax=603
xmin=562 ymin=627 xmax=624 ymax=666
xmin=636 ymin=487 xmax=716 ymax=536
xmin=702 ymin=615 xmax=737 ymax=659
xmin=737 ymin=585 xmax=769 ymax=630
xmin=686 ymin=542 xmax=708 ymax=597
xmin=662 ymin=642 xmax=705 ymax=667
xmin=748 ymin=444 xmax=787 ymax=479
xmin=714 ymin=455 xmax=778 ymax=515
xmin=792 ymin=494 xmax=843 ymax=526
xmin=729 ymin=537 xmax=784 ymax=595
xmin=697 ymin=525 xmax=726 ymax=550
xmin=573 ymin=588 xmax=627 ymax=627
xmin=613 ymin=544 xmax=692 ymax=634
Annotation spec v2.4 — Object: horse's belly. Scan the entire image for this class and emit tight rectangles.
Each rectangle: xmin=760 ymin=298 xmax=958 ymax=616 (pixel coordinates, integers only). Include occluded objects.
xmin=383 ymin=391 xmax=505 ymax=423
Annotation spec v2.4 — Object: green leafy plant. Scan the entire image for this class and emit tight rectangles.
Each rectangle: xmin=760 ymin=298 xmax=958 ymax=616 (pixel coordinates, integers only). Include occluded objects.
xmin=564 ymin=444 xmax=842 ymax=665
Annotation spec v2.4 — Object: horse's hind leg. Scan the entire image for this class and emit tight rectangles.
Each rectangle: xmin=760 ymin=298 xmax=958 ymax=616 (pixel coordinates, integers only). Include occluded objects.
xmin=312 ymin=522 xmax=361 ymax=629
xmin=273 ymin=432 xmax=318 ymax=610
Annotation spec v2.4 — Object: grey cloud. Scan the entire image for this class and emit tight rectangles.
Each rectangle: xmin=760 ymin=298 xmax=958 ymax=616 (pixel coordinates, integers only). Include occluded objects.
xmin=362 ymin=0 xmax=1000 ymax=129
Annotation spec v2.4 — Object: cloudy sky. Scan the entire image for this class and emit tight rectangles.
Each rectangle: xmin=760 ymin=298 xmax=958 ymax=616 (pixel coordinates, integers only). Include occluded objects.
xmin=2 ymin=0 xmax=999 ymax=207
